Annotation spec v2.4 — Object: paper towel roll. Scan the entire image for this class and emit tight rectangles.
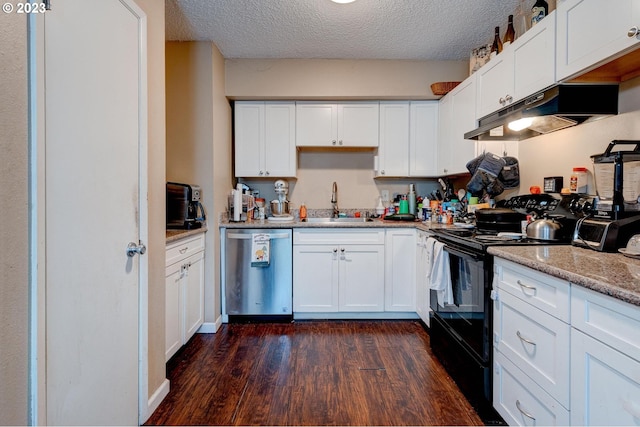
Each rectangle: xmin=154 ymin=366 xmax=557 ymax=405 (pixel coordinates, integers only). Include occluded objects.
xmin=233 ymin=189 xmax=242 ymax=221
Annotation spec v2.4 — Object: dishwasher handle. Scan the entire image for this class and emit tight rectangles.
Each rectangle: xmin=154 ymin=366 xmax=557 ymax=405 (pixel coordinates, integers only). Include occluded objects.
xmin=227 ymin=232 xmax=291 ymax=240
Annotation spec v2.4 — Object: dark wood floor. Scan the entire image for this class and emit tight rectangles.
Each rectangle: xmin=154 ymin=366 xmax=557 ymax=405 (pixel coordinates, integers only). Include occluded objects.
xmin=145 ymin=320 xmax=483 ymax=426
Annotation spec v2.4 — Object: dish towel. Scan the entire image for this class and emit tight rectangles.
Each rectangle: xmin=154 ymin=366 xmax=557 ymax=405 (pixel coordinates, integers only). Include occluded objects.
xmin=429 ymin=240 xmax=453 ymax=307
xmin=251 ymin=233 xmax=270 ymax=267
xmin=425 ymin=237 xmax=437 ymax=282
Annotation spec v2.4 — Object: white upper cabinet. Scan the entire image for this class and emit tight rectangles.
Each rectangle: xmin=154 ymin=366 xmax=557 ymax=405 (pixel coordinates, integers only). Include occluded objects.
xmin=409 ymin=101 xmax=439 ymax=176
xmin=234 ymin=101 xmax=296 ymax=178
xmin=476 ymin=11 xmax=556 ymax=119
xmin=377 ymin=102 xmax=410 ymax=177
xmin=376 ymin=101 xmax=438 ymax=177
xmin=556 ymin=0 xmax=640 ymax=81
xmin=296 ymin=102 xmax=379 ymax=147
xmin=438 ymin=75 xmax=478 ymax=176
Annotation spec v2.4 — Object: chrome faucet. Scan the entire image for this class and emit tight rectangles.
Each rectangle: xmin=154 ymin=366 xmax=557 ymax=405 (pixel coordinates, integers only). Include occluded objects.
xmin=331 ymin=181 xmax=339 ymax=218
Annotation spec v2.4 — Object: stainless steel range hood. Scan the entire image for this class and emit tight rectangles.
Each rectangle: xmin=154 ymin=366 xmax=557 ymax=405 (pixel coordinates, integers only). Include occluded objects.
xmin=464 ymin=84 xmax=619 ymax=141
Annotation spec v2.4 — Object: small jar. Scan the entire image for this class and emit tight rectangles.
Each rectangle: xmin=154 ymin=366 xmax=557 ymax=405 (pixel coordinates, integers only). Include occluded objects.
xmin=570 ymin=167 xmax=588 ymax=193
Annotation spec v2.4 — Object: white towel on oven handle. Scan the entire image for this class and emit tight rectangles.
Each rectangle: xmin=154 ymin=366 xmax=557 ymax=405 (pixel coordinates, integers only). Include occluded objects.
xmin=429 ymin=239 xmax=453 ymax=307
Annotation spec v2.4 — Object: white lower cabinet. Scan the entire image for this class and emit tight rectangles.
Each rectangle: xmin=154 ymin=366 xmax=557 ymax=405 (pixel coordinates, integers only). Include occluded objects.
xmin=494 ymin=256 xmax=640 ymax=426
xmin=384 ymin=229 xmax=416 ymax=312
xmin=570 ymin=285 xmax=640 ymax=427
xmin=494 ymin=351 xmax=570 ymax=426
xmin=415 ymin=230 xmax=431 ymax=325
xmin=293 ymin=229 xmax=385 ymax=313
xmin=493 ymin=258 xmax=571 ymax=423
xmin=165 ymin=233 xmax=205 ymax=362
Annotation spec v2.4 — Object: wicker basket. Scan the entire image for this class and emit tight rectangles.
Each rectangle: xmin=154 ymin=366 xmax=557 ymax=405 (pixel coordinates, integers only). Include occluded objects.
xmin=430 ymin=81 xmax=462 ymax=96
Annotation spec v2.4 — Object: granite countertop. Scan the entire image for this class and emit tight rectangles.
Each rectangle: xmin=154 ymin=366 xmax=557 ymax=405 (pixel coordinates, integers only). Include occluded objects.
xmin=166 ymin=226 xmax=208 ymax=244
xmin=219 ymin=217 xmax=449 ymax=233
xmin=488 ymin=245 xmax=640 ymax=307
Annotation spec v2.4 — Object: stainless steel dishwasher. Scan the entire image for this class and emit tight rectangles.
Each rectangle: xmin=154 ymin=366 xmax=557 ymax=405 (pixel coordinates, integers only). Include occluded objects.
xmin=222 ymin=228 xmax=292 ymax=321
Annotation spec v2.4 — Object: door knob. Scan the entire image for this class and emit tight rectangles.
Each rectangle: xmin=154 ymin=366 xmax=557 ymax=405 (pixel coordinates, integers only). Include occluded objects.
xmin=126 ymin=241 xmax=146 ymax=257
xmin=628 ymin=26 xmax=639 ymax=38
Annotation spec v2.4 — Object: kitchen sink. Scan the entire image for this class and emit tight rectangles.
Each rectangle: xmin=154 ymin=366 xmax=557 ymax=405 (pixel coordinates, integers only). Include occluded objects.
xmin=304 ymin=217 xmax=374 ymax=223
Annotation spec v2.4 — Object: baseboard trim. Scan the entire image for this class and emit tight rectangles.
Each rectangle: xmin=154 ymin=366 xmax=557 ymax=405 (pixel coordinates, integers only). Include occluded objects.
xmin=198 ymin=316 xmax=222 ymax=333
xmin=144 ymin=378 xmax=169 ymax=423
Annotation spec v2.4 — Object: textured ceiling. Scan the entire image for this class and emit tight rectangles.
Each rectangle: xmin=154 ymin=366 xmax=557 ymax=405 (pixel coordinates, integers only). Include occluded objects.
xmin=166 ymin=0 xmax=524 ymax=61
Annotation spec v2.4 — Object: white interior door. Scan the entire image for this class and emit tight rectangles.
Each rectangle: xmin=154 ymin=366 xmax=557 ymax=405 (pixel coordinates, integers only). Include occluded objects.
xmin=43 ymin=0 xmax=147 ymax=424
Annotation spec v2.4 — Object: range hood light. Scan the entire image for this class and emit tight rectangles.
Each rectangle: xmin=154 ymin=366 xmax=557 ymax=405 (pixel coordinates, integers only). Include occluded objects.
xmin=508 ymin=117 xmax=534 ymax=131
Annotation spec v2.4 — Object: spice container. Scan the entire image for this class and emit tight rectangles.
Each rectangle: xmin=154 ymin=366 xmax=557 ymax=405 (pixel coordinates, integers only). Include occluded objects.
xmin=570 ymin=167 xmax=588 ymax=194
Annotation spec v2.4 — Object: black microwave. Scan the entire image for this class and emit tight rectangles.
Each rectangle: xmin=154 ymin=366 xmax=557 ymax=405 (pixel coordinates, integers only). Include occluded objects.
xmin=166 ymin=182 xmax=206 ymax=229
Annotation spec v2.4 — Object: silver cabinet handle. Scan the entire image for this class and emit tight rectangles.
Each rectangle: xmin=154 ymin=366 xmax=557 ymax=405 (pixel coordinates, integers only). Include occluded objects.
xmin=517 ymin=279 xmax=536 ymax=291
xmin=259 ymin=171 xmax=264 ymax=176
xmin=517 ymin=330 xmax=536 ymax=346
xmin=628 ymin=26 xmax=639 ymax=38
xmin=499 ymin=97 xmax=506 ymax=105
xmin=339 ymin=140 xmax=343 ymax=145
xmin=505 ymin=94 xmax=513 ymax=102
xmin=332 ymin=140 xmax=337 ymax=145
xmin=265 ymin=171 xmax=270 ymax=176
xmin=340 ymin=248 xmax=345 ymax=253
xmin=516 ymin=400 xmax=535 ymax=420
xmin=381 ymin=170 xmax=385 ymax=175
xmin=126 ymin=241 xmax=146 ymax=257
xmin=333 ymin=248 xmax=338 ymax=253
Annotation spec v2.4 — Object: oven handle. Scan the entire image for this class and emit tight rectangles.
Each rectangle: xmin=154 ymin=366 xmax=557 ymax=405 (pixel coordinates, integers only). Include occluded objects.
xmin=443 ymin=244 xmax=483 ymax=262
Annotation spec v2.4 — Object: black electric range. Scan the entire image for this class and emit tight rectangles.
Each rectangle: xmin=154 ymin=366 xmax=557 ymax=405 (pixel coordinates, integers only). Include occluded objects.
xmin=427 ymin=194 xmax=581 ymax=425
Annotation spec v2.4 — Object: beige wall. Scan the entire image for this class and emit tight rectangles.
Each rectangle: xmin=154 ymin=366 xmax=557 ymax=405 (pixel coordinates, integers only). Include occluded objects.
xmin=517 ymin=77 xmax=640 ymax=194
xmin=134 ymin=0 xmax=167 ymax=407
xmin=225 ymin=58 xmax=469 ymax=100
xmin=211 ymin=44 xmax=233 ymax=319
xmin=166 ymin=41 xmax=232 ymax=326
xmin=0 ymin=13 xmax=29 ymax=426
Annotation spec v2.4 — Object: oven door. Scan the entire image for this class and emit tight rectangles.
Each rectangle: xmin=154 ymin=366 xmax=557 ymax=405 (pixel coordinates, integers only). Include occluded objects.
xmin=430 ymin=243 xmax=490 ymax=362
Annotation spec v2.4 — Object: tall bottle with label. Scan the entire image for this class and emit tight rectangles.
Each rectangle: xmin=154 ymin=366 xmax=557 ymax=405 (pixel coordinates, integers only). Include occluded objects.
xmin=531 ymin=0 xmax=548 ymax=26
xmin=490 ymin=26 xmax=503 ymax=57
xmin=503 ymin=15 xmax=516 ymax=46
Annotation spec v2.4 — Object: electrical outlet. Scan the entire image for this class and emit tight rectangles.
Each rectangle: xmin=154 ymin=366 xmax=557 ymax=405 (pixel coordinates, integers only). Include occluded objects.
xmin=381 ymin=190 xmax=389 ymax=202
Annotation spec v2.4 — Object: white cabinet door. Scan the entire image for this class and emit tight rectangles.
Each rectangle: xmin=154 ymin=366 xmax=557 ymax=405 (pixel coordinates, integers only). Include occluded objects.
xmin=339 ymin=244 xmax=385 ymax=312
xmin=264 ymin=102 xmax=296 ymax=177
xmin=234 ymin=102 xmax=264 ymax=177
xmin=512 ymin=12 xmax=556 ymax=101
xmin=295 ymin=102 xmax=338 ymax=147
xmin=377 ymin=101 xmax=410 ymax=177
xmin=557 ymin=0 xmax=640 ymax=81
xmin=183 ymin=251 xmax=204 ymax=341
xmin=571 ymin=328 xmax=640 ymax=426
xmin=384 ymin=229 xmax=416 ymax=311
xmin=446 ymin=78 xmax=478 ymax=175
xmin=235 ymin=101 xmax=296 ymax=177
xmin=437 ymin=90 xmax=453 ymax=175
xmin=476 ymin=49 xmax=514 ymax=119
xmin=165 ymin=262 xmax=182 ymax=362
xmin=296 ymin=102 xmax=379 ymax=147
xmin=338 ymin=102 xmax=379 ymax=147
xmin=293 ymin=244 xmax=339 ymax=312
xmin=409 ymin=101 xmax=439 ymax=176
xmin=415 ymin=231 xmax=431 ymax=326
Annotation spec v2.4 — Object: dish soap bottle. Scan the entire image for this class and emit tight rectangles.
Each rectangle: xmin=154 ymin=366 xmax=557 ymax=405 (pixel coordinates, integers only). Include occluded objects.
xmin=299 ymin=202 xmax=307 ymax=221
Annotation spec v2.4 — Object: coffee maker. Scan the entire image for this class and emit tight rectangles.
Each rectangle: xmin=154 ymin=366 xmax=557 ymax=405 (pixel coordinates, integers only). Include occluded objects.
xmin=166 ymin=182 xmax=206 ymax=229
xmin=572 ymin=140 xmax=640 ymax=251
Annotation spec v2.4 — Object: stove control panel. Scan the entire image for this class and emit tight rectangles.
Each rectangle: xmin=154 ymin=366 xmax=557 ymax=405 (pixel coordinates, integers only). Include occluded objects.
xmin=502 ymin=194 xmax=560 ymax=213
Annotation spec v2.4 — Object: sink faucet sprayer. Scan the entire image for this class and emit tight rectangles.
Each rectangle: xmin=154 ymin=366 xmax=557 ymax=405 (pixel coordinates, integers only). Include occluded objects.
xmin=331 ymin=182 xmax=338 ymax=218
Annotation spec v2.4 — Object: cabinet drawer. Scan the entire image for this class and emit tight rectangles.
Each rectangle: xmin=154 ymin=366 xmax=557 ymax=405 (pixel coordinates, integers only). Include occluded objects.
xmin=571 ymin=285 xmax=640 ymax=361
xmin=494 ymin=351 xmax=570 ymax=426
xmin=494 ymin=289 xmax=570 ymax=407
xmin=166 ymin=233 xmax=205 ymax=267
xmin=494 ymin=258 xmax=570 ymax=322
xmin=294 ymin=229 xmax=385 ymax=245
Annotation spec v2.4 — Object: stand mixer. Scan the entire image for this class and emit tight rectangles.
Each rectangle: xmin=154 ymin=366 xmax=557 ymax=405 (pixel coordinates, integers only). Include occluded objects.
xmin=269 ymin=179 xmax=294 ymax=222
